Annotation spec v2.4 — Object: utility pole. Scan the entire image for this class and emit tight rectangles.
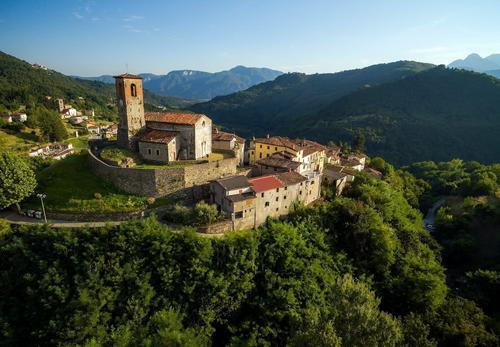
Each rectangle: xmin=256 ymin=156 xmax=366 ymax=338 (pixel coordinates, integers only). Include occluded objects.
xmin=37 ymin=193 xmax=47 ymax=224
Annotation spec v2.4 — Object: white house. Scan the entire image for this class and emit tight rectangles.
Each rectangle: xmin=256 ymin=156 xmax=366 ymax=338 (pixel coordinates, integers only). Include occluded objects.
xmin=11 ymin=113 xmax=27 ymax=122
xmin=61 ymin=107 xmax=78 ymax=119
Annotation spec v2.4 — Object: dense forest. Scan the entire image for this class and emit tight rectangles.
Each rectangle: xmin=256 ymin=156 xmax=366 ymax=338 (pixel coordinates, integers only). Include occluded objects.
xmin=1 ymin=155 xmax=499 ymax=346
xmin=191 ymin=61 xmax=433 ymax=136
xmin=192 ymin=64 xmax=500 ymax=165
xmin=0 ymin=51 xmax=193 ymax=119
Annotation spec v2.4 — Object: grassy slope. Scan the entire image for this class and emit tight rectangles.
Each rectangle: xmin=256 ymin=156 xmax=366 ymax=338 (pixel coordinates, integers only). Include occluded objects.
xmin=29 ymin=154 xmax=148 ymax=213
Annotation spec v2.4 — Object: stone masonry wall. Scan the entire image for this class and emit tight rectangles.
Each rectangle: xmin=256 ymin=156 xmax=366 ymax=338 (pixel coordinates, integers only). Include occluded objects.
xmin=88 ymin=149 xmax=239 ymax=200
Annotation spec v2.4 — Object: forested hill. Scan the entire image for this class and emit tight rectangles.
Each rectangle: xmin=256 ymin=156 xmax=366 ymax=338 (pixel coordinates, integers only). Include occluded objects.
xmin=77 ymin=66 xmax=283 ymax=100
xmin=191 ymin=61 xmax=434 ymax=136
xmin=0 ymin=51 xmax=192 ymax=116
xmin=295 ymin=67 xmax=500 ymax=165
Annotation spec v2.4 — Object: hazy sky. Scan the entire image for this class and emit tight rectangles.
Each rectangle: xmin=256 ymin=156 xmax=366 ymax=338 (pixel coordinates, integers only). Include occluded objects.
xmin=1 ymin=0 xmax=500 ymax=76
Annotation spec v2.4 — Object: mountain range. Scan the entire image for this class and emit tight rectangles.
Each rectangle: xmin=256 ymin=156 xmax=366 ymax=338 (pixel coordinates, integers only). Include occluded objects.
xmin=76 ymin=66 xmax=283 ymax=100
xmin=448 ymin=53 xmax=500 ymax=78
xmin=193 ymin=62 xmax=500 ymax=165
xmin=0 ymin=51 xmax=195 ymax=116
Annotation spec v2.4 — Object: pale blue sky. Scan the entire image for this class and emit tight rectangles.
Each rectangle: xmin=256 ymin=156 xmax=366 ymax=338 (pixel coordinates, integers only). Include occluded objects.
xmin=1 ymin=0 xmax=499 ymax=76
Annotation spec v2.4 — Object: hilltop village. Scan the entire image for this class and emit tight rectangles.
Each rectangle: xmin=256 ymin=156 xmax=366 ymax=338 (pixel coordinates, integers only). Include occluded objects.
xmin=84 ymin=73 xmax=373 ymax=232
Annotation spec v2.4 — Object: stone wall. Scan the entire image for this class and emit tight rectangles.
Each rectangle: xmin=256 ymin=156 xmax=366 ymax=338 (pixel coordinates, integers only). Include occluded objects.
xmin=198 ymin=219 xmax=233 ymax=234
xmin=88 ymin=148 xmax=239 ymax=200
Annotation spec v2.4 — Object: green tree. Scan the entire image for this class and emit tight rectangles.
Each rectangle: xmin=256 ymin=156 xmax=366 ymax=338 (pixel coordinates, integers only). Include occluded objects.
xmin=0 ymin=151 xmax=37 ymax=211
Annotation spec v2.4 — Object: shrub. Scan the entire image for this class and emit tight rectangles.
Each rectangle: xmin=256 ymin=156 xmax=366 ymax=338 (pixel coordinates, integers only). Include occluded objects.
xmin=193 ymin=201 xmax=220 ymax=226
xmin=146 ymin=197 xmax=156 ymax=206
xmin=94 ymin=192 xmax=102 ymax=200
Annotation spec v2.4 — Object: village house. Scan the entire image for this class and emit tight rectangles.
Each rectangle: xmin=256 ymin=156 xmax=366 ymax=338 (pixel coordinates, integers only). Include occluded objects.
xmin=56 ymin=98 xmax=64 ymax=112
xmin=102 ymin=123 xmax=118 ymax=139
xmin=212 ymin=128 xmax=245 ymax=166
xmin=248 ymin=135 xmax=326 ymax=175
xmin=61 ymin=107 xmax=78 ymax=119
xmin=210 ymin=170 xmax=322 ymax=230
xmin=11 ymin=112 xmax=27 ymax=122
xmin=28 ymin=143 xmax=74 ymax=160
xmin=325 ymin=145 xmax=341 ymax=164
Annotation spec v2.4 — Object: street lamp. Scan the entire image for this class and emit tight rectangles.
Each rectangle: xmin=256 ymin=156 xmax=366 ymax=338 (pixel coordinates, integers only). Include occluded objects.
xmin=37 ymin=193 xmax=47 ymax=224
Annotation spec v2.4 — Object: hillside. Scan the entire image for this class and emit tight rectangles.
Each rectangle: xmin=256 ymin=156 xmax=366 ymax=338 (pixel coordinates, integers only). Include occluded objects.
xmin=78 ymin=66 xmax=283 ymax=100
xmin=191 ymin=61 xmax=434 ymax=135
xmin=0 ymin=51 xmax=192 ymax=117
xmin=296 ymin=67 xmax=500 ymax=165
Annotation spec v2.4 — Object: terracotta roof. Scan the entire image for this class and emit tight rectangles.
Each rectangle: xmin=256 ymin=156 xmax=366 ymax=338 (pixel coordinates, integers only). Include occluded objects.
xmin=248 ymin=175 xmax=284 ymax=193
xmin=226 ymin=192 xmax=255 ymax=203
xmin=212 ymin=129 xmax=245 ymax=143
xmin=145 ymin=112 xmax=206 ymax=125
xmin=276 ymin=172 xmax=307 ymax=186
xmin=215 ymin=175 xmax=251 ymax=190
xmin=113 ymin=73 xmax=143 ymax=79
xmin=254 ymin=136 xmax=299 ymax=151
xmin=256 ymin=157 xmax=301 ymax=170
xmin=139 ymin=129 xmax=178 ymax=144
xmin=293 ymin=139 xmax=326 ymax=156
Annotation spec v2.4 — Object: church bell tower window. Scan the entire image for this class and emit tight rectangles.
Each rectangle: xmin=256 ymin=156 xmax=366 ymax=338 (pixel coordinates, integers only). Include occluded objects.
xmin=131 ymin=83 xmax=137 ymax=97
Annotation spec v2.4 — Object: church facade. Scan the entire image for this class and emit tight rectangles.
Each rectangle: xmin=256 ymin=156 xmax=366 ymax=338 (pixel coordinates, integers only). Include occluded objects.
xmin=114 ymin=73 xmax=212 ymax=163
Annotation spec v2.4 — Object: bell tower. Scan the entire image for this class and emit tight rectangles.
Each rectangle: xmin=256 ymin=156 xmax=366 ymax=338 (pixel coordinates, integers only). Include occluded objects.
xmin=114 ymin=73 xmax=145 ymax=149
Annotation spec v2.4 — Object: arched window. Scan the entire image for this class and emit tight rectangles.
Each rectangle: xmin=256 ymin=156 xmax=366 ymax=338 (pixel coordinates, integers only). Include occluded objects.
xmin=131 ymin=83 xmax=137 ymax=97
xmin=202 ymin=121 xmax=206 ymax=127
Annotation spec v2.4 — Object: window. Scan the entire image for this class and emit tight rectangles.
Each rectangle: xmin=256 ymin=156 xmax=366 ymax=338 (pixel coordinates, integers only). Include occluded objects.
xmin=299 ymin=191 xmax=302 ymax=195
xmin=273 ymin=168 xmax=277 ymax=171
xmin=311 ymin=180 xmax=315 ymax=184
xmin=285 ymin=205 xmax=288 ymax=209
xmin=267 ymin=146 xmax=270 ymax=150
xmin=265 ymin=202 xmax=270 ymax=207
xmin=284 ymin=187 xmax=287 ymax=191
xmin=275 ymin=197 xmax=279 ymax=202
xmin=276 ymin=208 xmax=279 ymax=212
xmin=202 ymin=121 xmax=206 ymax=127
xmin=261 ymin=193 xmax=264 ymax=197
xmin=284 ymin=195 xmax=287 ymax=200
xmin=259 ymin=153 xmax=262 ymax=159
xmin=260 ymin=145 xmax=262 ymax=148
xmin=235 ymin=211 xmax=243 ymax=219
xmin=148 ymin=148 xmax=152 ymax=155
xmin=266 ymin=154 xmax=270 ymax=157
xmin=275 ymin=147 xmax=277 ymax=151
xmin=131 ymin=83 xmax=137 ymax=97
xmin=156 ymin=149 xmax=160 ymax=156
xmin=276 ymin=188 xmax=279 ymax=192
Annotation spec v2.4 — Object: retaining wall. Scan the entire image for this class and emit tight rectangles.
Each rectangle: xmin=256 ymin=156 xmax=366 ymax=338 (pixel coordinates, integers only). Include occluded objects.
xmin=88 ymin=148 xmax=239 ymax=200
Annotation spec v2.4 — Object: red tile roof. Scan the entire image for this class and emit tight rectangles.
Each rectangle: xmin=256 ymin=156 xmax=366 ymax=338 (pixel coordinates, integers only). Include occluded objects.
xmin=145 ymin=112 xmax=206 ymax=125
xmin=276 ymin=171 xmax=307 ymax=185
xmin=139 ymin=129 xmax=178 ymax=144
xmin=248 ymin=175 xmax=284 ymax=193
xmin=212 ymin=129 xmax=245 ymax=143
xmin=113 ymin=73 xmax=143 ymax=79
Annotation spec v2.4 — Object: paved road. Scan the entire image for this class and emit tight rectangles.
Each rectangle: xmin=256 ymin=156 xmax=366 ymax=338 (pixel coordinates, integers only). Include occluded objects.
xmin=0 ymin=211 xmax=228 ymax=237
xmin=0 ymin=211 xmax=123 ymax=228
xmin=424 ymin=199 xmax=445 ymax=232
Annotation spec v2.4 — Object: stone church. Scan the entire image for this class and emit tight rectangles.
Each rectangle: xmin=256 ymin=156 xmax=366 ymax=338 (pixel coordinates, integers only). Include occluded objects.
xmin=114 ymin=73 xmax=212 ymax=163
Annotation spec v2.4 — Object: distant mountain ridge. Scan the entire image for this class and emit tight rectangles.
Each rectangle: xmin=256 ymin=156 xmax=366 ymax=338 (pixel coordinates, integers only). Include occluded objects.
xmin=192 ymin=61 xmax=434 ymax=136
xmin=76 ymin=66 xmax=283 ymax=100
xmin=449 ymin=53 xmax=500 ymax=78
xmin=193 ymin=62 xmax=500 ymax=165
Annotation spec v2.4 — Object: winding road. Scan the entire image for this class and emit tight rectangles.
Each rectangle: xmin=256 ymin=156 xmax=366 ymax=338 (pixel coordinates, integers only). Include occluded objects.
xmin=423 ymin=199 xmax=445 ymax=232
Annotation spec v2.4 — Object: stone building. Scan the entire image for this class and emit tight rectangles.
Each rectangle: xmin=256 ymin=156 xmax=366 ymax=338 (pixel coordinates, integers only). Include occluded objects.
xmin=210 ymin=171 xmax=322 ymax=230
xmin=212 ymin=128 xmax=245 ymax=166
xmin=142 ymin=112 xmax=212 ymax=161
xmin=113 ymin=73 xmax=214 ymax=163
xmin=248 ymin=135 xmax=326 ymax=175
